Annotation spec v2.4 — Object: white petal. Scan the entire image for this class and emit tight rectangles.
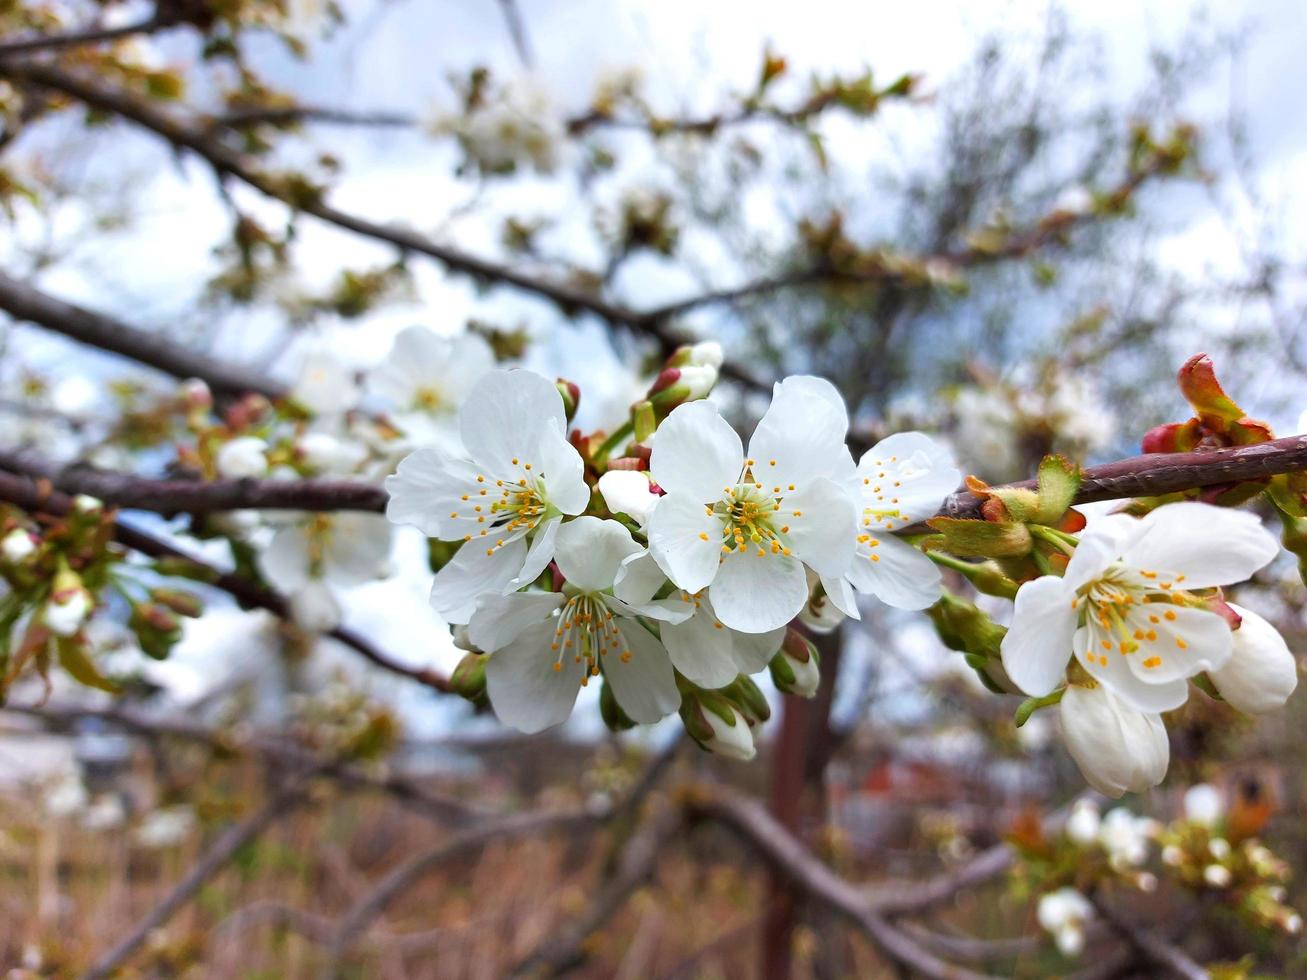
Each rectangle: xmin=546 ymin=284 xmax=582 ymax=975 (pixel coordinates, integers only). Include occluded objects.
xmin=429 ymin=538 xmax=527 ymax=624
xmin=661 ymin=605 xmax=747 ymax=688
xmin=855 ymin=432 xmax=960 ymax=526
xmin=598 ymin=470 xmax=660 ymax=526
xmin=843 ymin=533 xmax=941 ymax=610
xmin=730 ymin=621 xmax=787 ymax=675
xmin=819 ymin=572 xmax=861 ymax=621
xmin=486 ymin=620 xmax=584 ymax=733
xmin=1060 ymin=684 xmax=1169 ymax=798
xmin=613 ymin=551 xmax=669 ymax=607
xmin=553 ymin=517 xmax=641 ymax=591
xmin=460 ymin=369 xmax=566 ymax=476
xmin=323 ymin=513 xmax=392 ymax=586
xmin=709 ymin=551 xmax=807 ymax=633
xmin=748 ymin=376 xmax=850 ymax=491
xmin=1210 ymin=603 xmax=1299 ymax=714
xmin=289 ymin=581 xmax=342 ymax=632
xmin=601 ymin=618 xmax=681 ymax=723
xmin=647 ymin=493 xmax=725 ymax=593
xmin=258 ymin=525 xmax=311 ymax=592
xmin=1122 ymin=604 xmax=1232 ymax=685
xmin=1121 ymin=502 xmax=1278 ymax=588
xmin=468 ymin=591 xmax=565 ymax=651
xmin=507 ymin=516 xmax=561 ymax=590
xmin=384 ymin=446 xmax=486 ymax=540
xmin=1000 ymin=576 xmax=1075 ymax=697
xmin=780 ymin=476 xmax=856 ymax=578
xmin=649 ymin=401 xmax=743 ymax=501
xmin=1073 ymin=626 xmax=1189 ymax=712
xmin=1062 ymin=514 xmax=1143 ymax=591
xmin=536 ymin=429 xmax=589 ymax=515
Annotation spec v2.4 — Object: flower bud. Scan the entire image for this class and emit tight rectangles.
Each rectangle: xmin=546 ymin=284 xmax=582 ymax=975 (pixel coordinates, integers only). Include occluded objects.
xmin=1059 ymin=683 xmax=1169 ymax=798
xmin=72 ymin=494 xmax=103 ymax=516
xmin=647 ymin=360 xmax=719 ymax=411
xmin=1183 ymin=784 xmax=1224 ymax=826
xmin=128 ymin=602 xmax=182 ymax=659
xmin=451 ymin=652 xmax=488 ymax=704
xmin=555 ymin=379 xmax=580 ymax=423
xmin=597 ymin=470 xmax=660 ymax=526
xmin=770 ymin=630 xmax=820 ymax=698
xmin=1 ymin=528 xmax=36 ymax=564
xmin=723 ymin=675 xmax=771 ymax=724
xmin=1037 ymin=888 xmax=1092 ymax=959
xmin=46 ymin=569 xmax=92 ymax=637
xmin=667 ymin=341 xmax=723 ymax=370
xmin=1065 ymin=799 xmax=1101 ymax=846
xmin=1203 ymin=864 xmax=1232 ymax=888
xmin=216 ymin=436 xmax=270 ymax=479
xmin=1209 ymin=604 xmax=1298 ymax=715
xmin=680 ymin=691 xmax=756 ymax=760
xmin=180 ymin=377 xmax=213 ymax=412
xmin=149 ymin=588 xmax=204 ymax=619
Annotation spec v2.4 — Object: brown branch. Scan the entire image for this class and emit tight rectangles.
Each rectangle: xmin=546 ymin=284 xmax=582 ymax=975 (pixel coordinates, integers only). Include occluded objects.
xmin=8 ymin=436 xmax=1307 ymax=530
xmin=323 ymin=807 xmax=602 ymax=965
xmin=84 ymin=779 xmax=311 ymax=980
xmin=0 ymin=468 xmax=452 ymax=693
xmin=7 ymin=701 xmax=481 ymax=824
xmin=1090 ymin=895 xmax=1209 ymax=980
xmin=0 ymin=271 xmax=287 ymax=400
xmin=0 ymin=14 xmax=173 ymax=59
xmin=506 ymin=807 xmax=682 ymax=978
xmin=686 ymin=786 xmax=1005 ymax=980
xmin=928 ymin=432 xmax=1307 ymax=525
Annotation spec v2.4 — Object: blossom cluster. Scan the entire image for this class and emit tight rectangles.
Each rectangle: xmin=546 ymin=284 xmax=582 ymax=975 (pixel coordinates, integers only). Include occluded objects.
xmin=1000 ymin=503 xmax=1296 ymax=797
xmin=385 ymin=345 xmax=960 ymax=754
xmin=1031 ymin=787 xmax=1301 ymax=961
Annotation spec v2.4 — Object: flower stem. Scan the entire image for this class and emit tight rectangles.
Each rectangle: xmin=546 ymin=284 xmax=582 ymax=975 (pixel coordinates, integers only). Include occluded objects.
xmin=594 ymin=420 xmax=634 ymax=468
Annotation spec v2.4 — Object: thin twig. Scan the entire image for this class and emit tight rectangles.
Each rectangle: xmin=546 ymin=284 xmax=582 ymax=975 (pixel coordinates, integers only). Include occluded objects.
xmin=0 ymin=270 xmax=287 ymax=399
xmin=1090 ymin=894 xmax=1209 ymax=980
xmin=0 ymin=468 xmax=452 ymax=694
xmin=0 ymin=15 xmax=170 ymax=59
xmin=84 ymin=779 xmax=311 ymax=980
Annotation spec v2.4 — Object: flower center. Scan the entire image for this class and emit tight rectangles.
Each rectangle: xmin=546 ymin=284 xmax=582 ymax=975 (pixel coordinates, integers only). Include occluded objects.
xmin=412 ymin=386 xmax=443 ymax=411
xmin=549 ymin=593 xmax=629 ymax=684
xmin=452 ymin=459 xmax=552 ymax=556
xmin=713 ymin=480 xmax=795 ymax=558
xmin=1073 ymin=563 xmax=1192 ymax=670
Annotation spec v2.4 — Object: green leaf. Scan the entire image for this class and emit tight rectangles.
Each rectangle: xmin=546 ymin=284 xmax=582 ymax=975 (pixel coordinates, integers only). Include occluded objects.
xmin=56 ymin=638 xmax=120 ymax=694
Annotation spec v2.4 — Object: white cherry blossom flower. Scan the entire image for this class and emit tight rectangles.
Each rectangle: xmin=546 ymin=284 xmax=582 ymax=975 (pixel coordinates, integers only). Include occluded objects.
xmin=216 ymin=436 xmax=269 ymax=479
xmin=470 ymin=517 xmax=682 ymax=733
xmin=1099 ymin=807 xmax=1152 ymax=868
xmin=292 ymin=346 xmax=360 ymax=417
xmin=1038 ymin=887 xmax=1093 ymax=957
xmin=1001 ymin=502 xmax=1279 ymax=712
xmin=1209 ymin=603 xmax=1298 ymax=714
xmin=258 ymin=512 xmax=391 ymax=632
xmin=838 ymin=431 xmax=960 ymax=610
xmin=385 ymin=370 xmax=589 ymax=623
xmin=45 ymin=571 xmax=92 ymax=637
xmin=367 ymin=326 xmax=496 ymax=445
xmin=1059 ymin=683 xmax=1169 ymax=798
xmin=646 ymin=376 xmax=856 ymax=633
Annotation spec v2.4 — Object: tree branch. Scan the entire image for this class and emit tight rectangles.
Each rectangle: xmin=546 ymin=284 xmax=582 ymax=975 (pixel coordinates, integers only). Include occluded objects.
xmin=686 ymin=785 xmax=1006 ymax=980
xmin=0 ymin=468 xmax=452 ymax=693
xmin=0 ymin=270 xmax=287 ymax=399
xmin=0 ymin=14 xmax=173 ymax=59
xmin=6 ymin=436 xmax=1307 ymax=529
xmin=1089 ymin=894 xmax=1209 ymax=980
xmin=8 ymin=701 xmax=481 ymax=824
xmin=84 ymin=779 xmax=311 ymax=980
